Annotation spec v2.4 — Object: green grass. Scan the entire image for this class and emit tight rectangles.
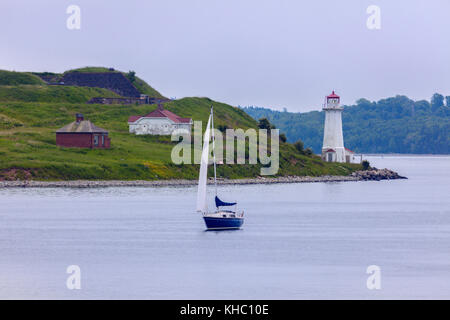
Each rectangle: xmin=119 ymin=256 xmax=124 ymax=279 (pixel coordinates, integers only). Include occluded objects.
xmin=63 ymin=67 xmax=118 ymax=74
xmin=31 ymin=72 xmax=63 ymax=83
xmin=0 ymin=96 xmax=361 ymax=181
xmin=0 ymin=85 xmax=122 ymax=103
xmin=0 ymin=70 xmax=46 ymax=85
xmin=132 ymin=76 xmax=165 ymax=98
xmin=164 ymin=97 xmax=257 ymax=129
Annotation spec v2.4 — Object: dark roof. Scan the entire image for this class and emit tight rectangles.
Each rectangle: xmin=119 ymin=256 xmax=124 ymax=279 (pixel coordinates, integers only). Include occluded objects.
xmin=128 ymin=108 xmax=192 ymax=124
xmin=325 ymin=148 xmax=336 ymax=153
xmin=56 ymin=120 xmax=108 ymax=133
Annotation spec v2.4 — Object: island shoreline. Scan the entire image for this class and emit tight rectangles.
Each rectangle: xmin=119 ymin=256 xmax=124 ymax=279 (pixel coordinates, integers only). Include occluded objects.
xmin=0 ymin=169 xmax=406 ymax=188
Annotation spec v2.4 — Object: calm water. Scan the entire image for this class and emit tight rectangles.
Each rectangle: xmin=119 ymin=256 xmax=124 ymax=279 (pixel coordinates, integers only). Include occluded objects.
xmin=0 ymin=155 xmax=449 ymax=299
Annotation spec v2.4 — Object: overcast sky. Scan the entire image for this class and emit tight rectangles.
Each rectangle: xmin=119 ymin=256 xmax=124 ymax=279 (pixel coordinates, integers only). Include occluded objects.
xmin=1 ymin=0 xmax=449 ymax=111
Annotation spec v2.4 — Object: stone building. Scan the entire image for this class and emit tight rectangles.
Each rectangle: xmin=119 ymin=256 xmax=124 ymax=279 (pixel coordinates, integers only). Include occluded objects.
xmin=128 ymin=106 xmax=192 ymax=135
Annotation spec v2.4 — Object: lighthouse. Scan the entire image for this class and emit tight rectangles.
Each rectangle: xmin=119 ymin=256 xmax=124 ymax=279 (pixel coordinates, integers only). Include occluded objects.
xmin=322 ymin=91 xmax=346 ymax=162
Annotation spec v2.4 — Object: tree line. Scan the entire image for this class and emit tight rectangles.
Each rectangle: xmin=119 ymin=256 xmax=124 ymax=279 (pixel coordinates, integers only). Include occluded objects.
xmin=241 ymin=93 xmax=450 ymax=154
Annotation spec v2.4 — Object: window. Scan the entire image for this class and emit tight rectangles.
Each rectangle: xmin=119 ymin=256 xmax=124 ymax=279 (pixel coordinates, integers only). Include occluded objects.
xmin=101 ymin=135 xmax=105 ymax=146
xmin=94 ymin=135 xmax=99 ymax=146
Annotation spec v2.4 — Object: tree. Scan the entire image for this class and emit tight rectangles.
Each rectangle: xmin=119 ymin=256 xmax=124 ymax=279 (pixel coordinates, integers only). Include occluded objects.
xmin=279 ymin=133 xmax=287 ymax=143
xmin=362 ymin=160 xmax=370 ymax=170
xmin=356 ymin=98 xmax=372 ymax=107
xmin=258 ymin=118 xmax=273 ymax=131
xmin=445 ymin=96 xmax=450 ymax=107
xmin=218 ymin=124 xmax=229 ymax=132
xmin=294 ymin=140 xmax=304 ymax=153
xmin=127 ymin=70 xmax=136 ymax=83
xmin=431 ymin=93 xmax=444 ymax=111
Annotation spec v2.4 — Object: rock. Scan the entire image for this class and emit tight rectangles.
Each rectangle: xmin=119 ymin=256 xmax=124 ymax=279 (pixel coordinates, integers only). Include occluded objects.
xmin=352 ymin=168 xmax=407 ymax=181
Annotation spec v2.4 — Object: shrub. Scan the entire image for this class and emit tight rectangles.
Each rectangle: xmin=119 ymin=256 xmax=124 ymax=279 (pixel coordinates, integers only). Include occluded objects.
xmin=258 ymin=118 xmax=272 ymax=130
xmin=127 ymin=71 xmax=136 ymax=83
xmin=294 ymin=140 xmax=304 ymax=153
xmin=304 ymin=147 xmax=313 ymax=156
xmin=362 ymin=160 xmax=370 ymax=170
xmin=218 ymin=124 xmax=229 ymax=132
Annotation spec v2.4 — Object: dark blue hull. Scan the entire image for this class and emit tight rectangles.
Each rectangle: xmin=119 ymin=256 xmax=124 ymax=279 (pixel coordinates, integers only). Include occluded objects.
xmin=203 ymin=216 xmax=244 ymax=230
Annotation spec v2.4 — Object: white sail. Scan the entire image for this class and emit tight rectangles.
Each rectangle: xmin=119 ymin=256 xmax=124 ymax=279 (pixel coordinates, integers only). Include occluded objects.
xmin=196 ymin=114 xmax=212 ymax=212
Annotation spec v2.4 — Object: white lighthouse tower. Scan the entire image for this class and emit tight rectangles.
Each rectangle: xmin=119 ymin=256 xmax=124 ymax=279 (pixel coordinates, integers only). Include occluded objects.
xmin=322 ymin=91 xmax=346 ymax=162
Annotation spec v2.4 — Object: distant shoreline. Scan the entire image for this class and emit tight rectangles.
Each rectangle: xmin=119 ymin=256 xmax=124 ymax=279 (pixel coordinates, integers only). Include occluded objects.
xmin=0 ymin=169 xmax=406 ymax=188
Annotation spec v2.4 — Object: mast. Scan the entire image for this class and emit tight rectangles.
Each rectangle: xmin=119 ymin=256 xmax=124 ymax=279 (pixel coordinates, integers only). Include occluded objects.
xmin=211 ymin=106 xmax=218 ymax=195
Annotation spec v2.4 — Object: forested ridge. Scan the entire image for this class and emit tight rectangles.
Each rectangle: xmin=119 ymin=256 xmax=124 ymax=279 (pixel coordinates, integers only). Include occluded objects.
xmin=242 ymin=94 xmax=450 ymax=154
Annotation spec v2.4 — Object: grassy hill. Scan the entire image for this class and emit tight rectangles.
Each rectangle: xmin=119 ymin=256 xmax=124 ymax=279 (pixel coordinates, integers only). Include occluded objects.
xmin=64 ymin=67 xmax=117 ymax=74
xmin=0 ymin=70 xmax=46 ymax=86
xmin=0 ymin=85 xmax=122 ymax=103
xmin=0 ymin=68 xmax=361 ymax=181
xmin=132 ymin=76 xmax=165 ymax=98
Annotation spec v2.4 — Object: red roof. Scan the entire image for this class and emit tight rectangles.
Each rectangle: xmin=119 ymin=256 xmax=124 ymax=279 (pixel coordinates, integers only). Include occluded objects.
xmin=127 ymin=115 xmax=141 ymax=122
xmin=325 ymin=148 xmax=336 ymax=153
xmin=345 ymin=147 xmax=354 ymax=153
xmin=128 ymin=108 xmax=192 ymax=124
xmin=327 ymin=90 xmax=340 ymax=99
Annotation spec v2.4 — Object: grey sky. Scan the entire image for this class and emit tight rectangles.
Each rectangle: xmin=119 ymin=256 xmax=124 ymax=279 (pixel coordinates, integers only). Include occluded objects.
xmin=1 ymin=0 xmax=449 ymax=111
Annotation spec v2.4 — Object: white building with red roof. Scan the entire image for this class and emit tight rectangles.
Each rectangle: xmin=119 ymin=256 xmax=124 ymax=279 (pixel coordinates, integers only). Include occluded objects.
xmin=128 ymin=105 xmax=192 ymax=135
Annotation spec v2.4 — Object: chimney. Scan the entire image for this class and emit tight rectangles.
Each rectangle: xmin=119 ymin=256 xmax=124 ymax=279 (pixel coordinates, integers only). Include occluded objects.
xmin=76 ymin=113 xmax=84 ymax=122
xmin=157 ymin=103 xmax=164 ymax=110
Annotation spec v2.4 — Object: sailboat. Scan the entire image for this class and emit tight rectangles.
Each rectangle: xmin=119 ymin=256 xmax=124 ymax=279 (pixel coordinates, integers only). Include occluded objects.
xmin=196 ymin=106 xmax=244 ymax=230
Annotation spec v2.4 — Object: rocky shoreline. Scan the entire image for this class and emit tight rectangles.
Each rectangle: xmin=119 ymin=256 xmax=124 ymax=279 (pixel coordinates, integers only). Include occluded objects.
xmin=0 ymin=168 xmax=406 ymax=188
xmin=351 ymin=168 xmax=407 ymax=181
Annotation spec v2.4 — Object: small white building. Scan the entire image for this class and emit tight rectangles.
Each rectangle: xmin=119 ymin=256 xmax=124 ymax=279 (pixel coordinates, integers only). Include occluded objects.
xmin=128 ymin=106 xmax=192 ymax=135
xmin=323 ymin=147 xmax=356 ymax=163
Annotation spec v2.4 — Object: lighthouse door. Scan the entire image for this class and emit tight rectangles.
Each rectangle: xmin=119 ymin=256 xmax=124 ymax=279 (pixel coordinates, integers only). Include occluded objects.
xmin=327 ymin=152 xmax=333 ymax=162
